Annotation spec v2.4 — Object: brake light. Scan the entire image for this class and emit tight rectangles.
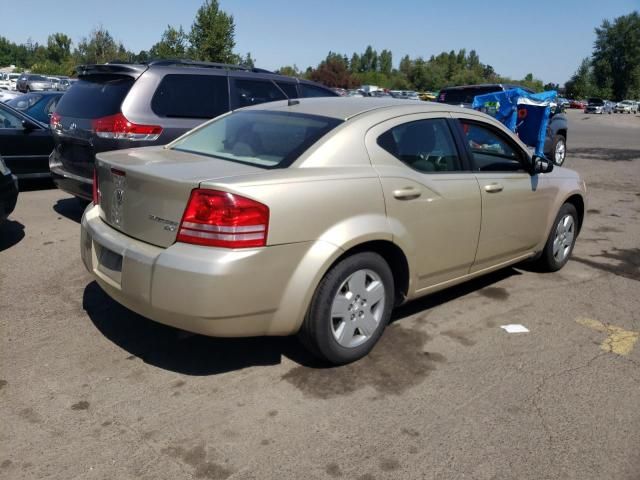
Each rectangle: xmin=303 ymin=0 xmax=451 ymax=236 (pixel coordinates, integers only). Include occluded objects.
xmin=50 ymin=112 xmax=61 ymax=131
xmin=176 ymin=189 xmax=269 ymax=248
xmin=92 ymin=112 xmax=162 ymax=141
xmin=92 ymin=168 xmax=100 ymax=205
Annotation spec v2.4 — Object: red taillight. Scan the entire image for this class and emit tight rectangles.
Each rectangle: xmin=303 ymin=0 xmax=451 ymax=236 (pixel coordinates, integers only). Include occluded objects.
xmin=92 ymin=168 xmax=100 ymax=205
xmin=176 ymin=189 xmax=269 ymax=248
xmin=92 ymin=112 xmax=162 ymax=141
xmin=50 ymin=112 xmax=61 ymax=131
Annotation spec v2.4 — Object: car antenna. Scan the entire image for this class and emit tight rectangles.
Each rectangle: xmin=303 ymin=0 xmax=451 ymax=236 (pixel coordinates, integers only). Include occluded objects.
xmin=288 ymin=99 xmax=300 ymax=106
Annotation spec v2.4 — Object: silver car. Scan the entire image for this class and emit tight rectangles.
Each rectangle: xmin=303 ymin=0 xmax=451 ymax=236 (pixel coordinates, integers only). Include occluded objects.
xmin=81 ymin=98 xmax=586 ymax=364
xmin=16 ymin=74 xmax=54 ymax=93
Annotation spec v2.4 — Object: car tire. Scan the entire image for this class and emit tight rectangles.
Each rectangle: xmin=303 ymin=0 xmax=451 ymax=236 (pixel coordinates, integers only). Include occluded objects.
xmin=298 ymin=252 xmax=394 ymax=365
xmin=551 ymin=134 xmax=566 ymax=166
xmin=536 ymin=203 xmax=578 ymax=272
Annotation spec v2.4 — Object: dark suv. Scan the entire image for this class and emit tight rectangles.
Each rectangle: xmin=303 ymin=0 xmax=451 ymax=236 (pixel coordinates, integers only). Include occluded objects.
xmin=438 ymin=83 xmax=569 ymax=165
xmin=49 ymin=60 xmax=338 ymax=200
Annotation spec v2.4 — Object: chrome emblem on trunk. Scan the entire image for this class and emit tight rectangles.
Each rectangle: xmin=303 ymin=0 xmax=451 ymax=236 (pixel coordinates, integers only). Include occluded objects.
xmin=111 ymin=173 xmax=126 ymax=227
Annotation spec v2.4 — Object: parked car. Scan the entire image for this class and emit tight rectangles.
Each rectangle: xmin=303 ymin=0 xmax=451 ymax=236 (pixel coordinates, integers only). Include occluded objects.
xmin=81 ymin=97 xmax=585 ymax=365
xmin=0 ymin=73 xmax=11 ymax=90
xmin=585 ymin=98 xmax=613 ymax=114
xmin=438 ymin=83 xmax=568 ymax=165
xmin=614 ymin=100 xmax=638 ymax=114
xmin=389 ymin=90 xmax=420 ymax=100
xmin=569 ymin=99 xmax=586 ymax=109
xmin=0 ymin=102 xmax=54 ymax=180
xmin=50 ymin=59 xmax=339 ymax=201
xmin=0 ymin=154 xmax=19 ymax=224
xmin=7 ymin=92 xmax=63 ymax=123
xmin=16 ymin=74 xmax=55 ymax=93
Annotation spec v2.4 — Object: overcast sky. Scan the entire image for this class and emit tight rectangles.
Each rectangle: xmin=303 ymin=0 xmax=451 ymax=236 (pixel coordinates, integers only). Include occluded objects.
xmin=3 ymin=0 xmax=638 ymax=84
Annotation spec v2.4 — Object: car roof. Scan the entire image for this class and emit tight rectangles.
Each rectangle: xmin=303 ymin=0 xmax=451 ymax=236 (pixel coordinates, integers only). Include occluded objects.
xmin=242 ymin=97 xmax=469 ymax=121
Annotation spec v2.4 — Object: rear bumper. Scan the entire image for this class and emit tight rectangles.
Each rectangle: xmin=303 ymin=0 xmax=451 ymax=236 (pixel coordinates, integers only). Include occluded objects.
xmin=50 ymin=159 xmax=93 ymax=200
xmin=0 ymin=174 xmax=19 ymax=222
xmin=81 ymin=205 xmax=324 ymax=337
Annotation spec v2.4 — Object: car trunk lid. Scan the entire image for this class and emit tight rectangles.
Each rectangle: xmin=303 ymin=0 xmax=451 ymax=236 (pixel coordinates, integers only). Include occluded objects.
xmin=95 ymin=146 xmax=266 ymax=248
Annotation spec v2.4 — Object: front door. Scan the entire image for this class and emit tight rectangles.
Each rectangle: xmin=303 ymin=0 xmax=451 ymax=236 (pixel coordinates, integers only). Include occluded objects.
xmin=453 ymin=117 xmax=554 ymax=272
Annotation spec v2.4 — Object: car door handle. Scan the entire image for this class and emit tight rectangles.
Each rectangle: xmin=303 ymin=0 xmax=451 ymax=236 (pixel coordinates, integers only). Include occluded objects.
xmin=393 ymin=187 xmax=422 ymax=200
xmin=484 ymin=183 xmax=504 ymax=193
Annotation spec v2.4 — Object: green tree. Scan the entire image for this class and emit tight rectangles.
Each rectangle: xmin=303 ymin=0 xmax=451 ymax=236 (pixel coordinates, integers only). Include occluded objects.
xmin=379 ymin=49 xmax=392 ymax=75
xmin=189 ymin=0 xmax=236 ymax=63
xmin=149 ymin=25 xmax=188 ymax=59
xmin=277 ymin=65 xmax=301 ymax=77
xmin=592 ymin=11 xmax=640 ymax=99
xmin=46 ymin=33 xmax=72 ymax=64
xmin=75 ymin=27 xmax=122 ymax=64
xmin=565 ymin=57 xmax=598 ymax=99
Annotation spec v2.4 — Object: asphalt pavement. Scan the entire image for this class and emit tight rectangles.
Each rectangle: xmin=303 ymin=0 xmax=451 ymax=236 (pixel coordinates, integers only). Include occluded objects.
xmin=1 ymin=109 xmax=639 ymax=480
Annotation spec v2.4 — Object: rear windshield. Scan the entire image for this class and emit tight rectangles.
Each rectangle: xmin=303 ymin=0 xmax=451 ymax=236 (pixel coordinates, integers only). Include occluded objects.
xmin=171 ymin=110 xmax=342 ymax=168
xmin=8 ymin=93 xmax=42 ymax=110
xmin=588 ymin=98 xmax=604 ymax=105
xmin=29 ymin=75 xmax=48 ymax=81
xmin=438 ymin=86 xmax=500 ymax=104
xmin=55 ymin=75 xmax=134 ymax=118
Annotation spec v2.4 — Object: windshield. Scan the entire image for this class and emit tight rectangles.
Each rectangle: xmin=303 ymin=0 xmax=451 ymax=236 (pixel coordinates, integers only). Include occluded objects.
xmin=588 ymin=98 xmax=604 ymax=105
xmin=439 ymin=86 xmax=500 ymax=104
xmin=7 ymin=93 xmax=42 ymax=110
xmin=55 ymin=75 xmax=134 ymax=118
xmin=171 ymin=110 xmax=342 ymax=169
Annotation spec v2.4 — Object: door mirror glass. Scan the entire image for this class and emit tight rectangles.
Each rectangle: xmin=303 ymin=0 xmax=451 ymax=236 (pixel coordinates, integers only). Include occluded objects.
xmin=532 ymin=155 xmax=554 ymax=175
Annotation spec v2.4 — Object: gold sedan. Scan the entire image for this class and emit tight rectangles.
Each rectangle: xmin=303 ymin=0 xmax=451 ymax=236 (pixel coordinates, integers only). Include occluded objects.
xmin=81 ymin=98 xmax=586 ymax=364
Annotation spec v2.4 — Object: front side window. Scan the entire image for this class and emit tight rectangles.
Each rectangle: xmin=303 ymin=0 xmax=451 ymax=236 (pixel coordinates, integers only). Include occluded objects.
xmin=460 ymin=121 xmax=524 ymax=172
xmin=0 ymin=107 xmax=23 ymax=129
xmin=232 ymin=79 xmax=286 ymax=108
xmin=170 ymin=110 xmax=342 ymax=168
xmin=377 ymin=118 xmax=462 ymax=173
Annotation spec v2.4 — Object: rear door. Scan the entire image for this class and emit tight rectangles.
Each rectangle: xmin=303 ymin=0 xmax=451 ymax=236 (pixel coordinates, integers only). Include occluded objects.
xmin=366 ymin=113 xmax=482 ymax=291
xmin=452 ymin=115 xmax=555 ymax=271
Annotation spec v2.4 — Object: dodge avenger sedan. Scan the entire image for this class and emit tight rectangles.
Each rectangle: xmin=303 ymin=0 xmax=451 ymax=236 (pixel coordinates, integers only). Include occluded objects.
xmin=81 ymin=98 xmax=586 ymax=364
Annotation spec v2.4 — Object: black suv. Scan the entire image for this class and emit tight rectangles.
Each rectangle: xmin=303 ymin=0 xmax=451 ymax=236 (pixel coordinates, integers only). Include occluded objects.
xmin=437 ymin=83 xmax=569 ymax=166
xmin=49 ymin=60 xmax=338 ymax=200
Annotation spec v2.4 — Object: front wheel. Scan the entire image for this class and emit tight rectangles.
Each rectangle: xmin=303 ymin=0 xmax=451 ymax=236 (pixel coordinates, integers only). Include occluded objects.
xmin=551 ymin=135 xmax=566 ymax=166
xmin=537 ymin=203 xmax=578 ymax=272
xmin=298 ymin=252 xmax=394 ymax=365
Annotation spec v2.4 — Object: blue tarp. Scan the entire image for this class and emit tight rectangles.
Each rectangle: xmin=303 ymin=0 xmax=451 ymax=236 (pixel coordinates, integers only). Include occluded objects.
xmin=472 ymin=88 xmax=557 ymax=157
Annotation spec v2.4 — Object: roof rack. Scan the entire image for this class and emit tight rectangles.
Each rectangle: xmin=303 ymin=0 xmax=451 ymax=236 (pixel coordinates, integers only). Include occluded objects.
xmin=147 ymin=59 xmax=273 ymax=74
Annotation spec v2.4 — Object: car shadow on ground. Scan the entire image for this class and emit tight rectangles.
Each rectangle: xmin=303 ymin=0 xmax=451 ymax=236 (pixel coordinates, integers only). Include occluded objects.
xmin=53 ymin=197 xmax=88 ymax=223
xmin=0 ymin=219 xmax=25 ymax=252
xmin=18 ymin=178 xmax=56 ymax=192
xmin=83 ymin=266 xmax=523 ymax=376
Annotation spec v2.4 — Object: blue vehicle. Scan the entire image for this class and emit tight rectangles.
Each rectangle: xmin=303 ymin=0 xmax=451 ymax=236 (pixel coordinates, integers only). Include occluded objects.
xmin=6 ymin=92 xmax=64 ymax=124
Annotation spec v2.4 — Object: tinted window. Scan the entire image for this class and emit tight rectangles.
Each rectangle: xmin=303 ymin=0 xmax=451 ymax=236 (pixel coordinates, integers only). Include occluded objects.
xmin=55 ymin=75 xmax=134 ymax=118
xmin=276 ymin=81 xmax=298 ymax=98
xmin=299 ymin=84 xmax=336 ymax=98
xmin=460 ymin=121 xmax=524 ymax=172
xmin=0 ymin=106 xmax=23 ymax=129
xmin=588 ymin=98 xmax=604 ymax=105
xmin=171 ymin=110 xmax=342 ymax=168
xmin=152 ymin=74 xmax=229 ymax=119
xmin=29 ymin=75 xmax=48 ymax=81
xmin=233 ymin=79 xmax=286 ymax=108
xmin=377 ymin=118 xmax=462 ymax=173
xmin=438 ymin=86 xmax=499 ymax=104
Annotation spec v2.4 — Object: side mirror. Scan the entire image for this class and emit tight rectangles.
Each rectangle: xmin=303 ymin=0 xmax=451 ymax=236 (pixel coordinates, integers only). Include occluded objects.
xmin=531 ymin=155 xmax=554 ymax=175
xmin=21 ymin=119 xmax=36 ymax=131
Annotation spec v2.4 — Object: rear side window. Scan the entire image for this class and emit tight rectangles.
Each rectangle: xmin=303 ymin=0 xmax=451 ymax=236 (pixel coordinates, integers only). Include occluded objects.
xmin=55 ymin=75 xmax=134 ymax=118
xmin=276 ymin=81 xmax=298 ymax=98
xmin=299 ymin=84 xmax=336 ymax=98
xmin=377 ymin=118 xmax=462 ymax=173
xmin=152 ymin=74 xmax=229 ymax=119
xmin=232 ymin=79 xmax=286 ymax=108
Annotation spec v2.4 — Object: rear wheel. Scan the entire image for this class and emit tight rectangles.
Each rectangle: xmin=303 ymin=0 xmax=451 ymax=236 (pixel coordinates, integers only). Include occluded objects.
xmin=537 ymin=203 xmax=578 ymax=272
xmin=551 ymin=135 xmax=566 ymax=166
xmin=298 ymin=252 xmax=394 ymax=365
